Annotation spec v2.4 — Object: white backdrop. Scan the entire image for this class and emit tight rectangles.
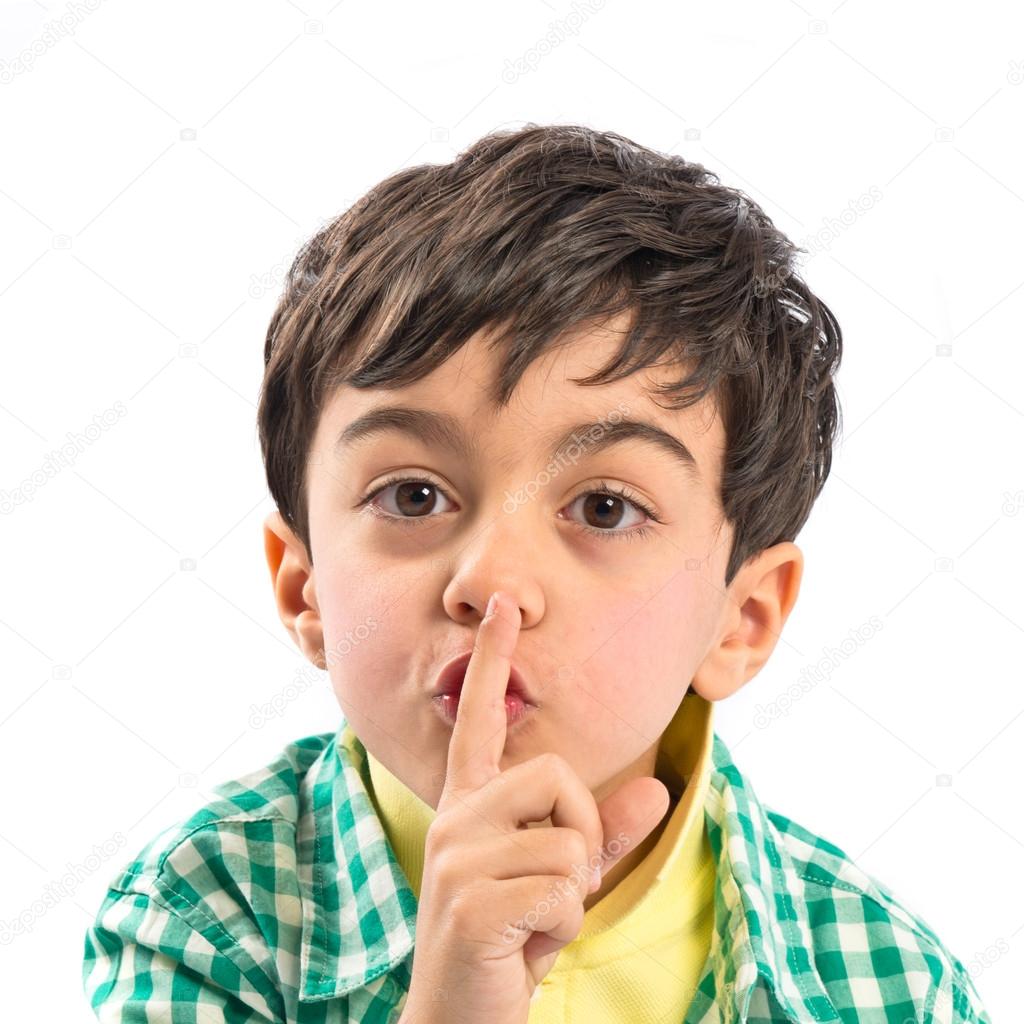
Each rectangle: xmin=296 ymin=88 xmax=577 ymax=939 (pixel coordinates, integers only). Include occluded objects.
xmin=1 ymin=0 xmax=1021 ymax=1019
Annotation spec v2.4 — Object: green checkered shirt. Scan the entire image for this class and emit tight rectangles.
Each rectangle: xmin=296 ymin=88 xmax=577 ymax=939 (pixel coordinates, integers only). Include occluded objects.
xmin=82 ymin=721 xmax=993 ymax=1023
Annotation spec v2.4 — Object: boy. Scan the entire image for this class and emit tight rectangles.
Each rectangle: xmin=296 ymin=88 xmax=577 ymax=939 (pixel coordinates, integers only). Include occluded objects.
xmin=81 ymin=123 xmax=992 ymax=1023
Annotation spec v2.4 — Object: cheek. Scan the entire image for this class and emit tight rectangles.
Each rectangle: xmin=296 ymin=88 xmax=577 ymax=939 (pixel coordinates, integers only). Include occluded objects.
xmin=314 ymin=559 xmax=405 ymax=728
xmin=572 ymin=574 xmax=706 ymax=722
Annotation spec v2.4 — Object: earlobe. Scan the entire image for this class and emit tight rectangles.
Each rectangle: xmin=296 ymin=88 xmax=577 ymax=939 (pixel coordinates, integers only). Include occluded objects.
xmin=689 ymin=542 xmax=804 ymax=702
xmin=690 ymin=636 xmax=748 ymax=703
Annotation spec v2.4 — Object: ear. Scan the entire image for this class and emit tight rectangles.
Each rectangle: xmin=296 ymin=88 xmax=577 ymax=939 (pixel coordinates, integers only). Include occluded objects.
xmin=263 ymin=510 xmax=325 ymax=670
xmin=690 ymin=541 xmax=804 ymax=702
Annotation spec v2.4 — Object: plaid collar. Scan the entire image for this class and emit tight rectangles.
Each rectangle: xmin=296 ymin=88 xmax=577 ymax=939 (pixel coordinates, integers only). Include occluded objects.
xmin=294 ymin=721 xmax=843 ymax=1024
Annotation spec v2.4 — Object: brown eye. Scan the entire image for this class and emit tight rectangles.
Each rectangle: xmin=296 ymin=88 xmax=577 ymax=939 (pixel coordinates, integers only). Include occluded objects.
xmin=566 ymin=490 xmax=647 ymax=532
xmin=392 ymin=482 xmax=437 ymax=517
xmin=585 ymin=493 xmax=630 ymax=529
xmin=364 ymin=478 xmax=455 ymax=519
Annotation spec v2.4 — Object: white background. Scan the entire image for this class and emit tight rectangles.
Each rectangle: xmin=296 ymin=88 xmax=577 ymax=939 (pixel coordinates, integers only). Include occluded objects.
xmin=1 ymin=0 xmax=1022 ymax=1019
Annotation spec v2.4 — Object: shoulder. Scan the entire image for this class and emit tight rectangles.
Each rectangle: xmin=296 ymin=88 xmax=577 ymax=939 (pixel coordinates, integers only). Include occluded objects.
xmin=104 ymin=729 xmax=334 ymax=901
xmin=82 ymin=730 xmax=336 ymax=1022
xmin=766 ymin=807 xmax=992 ymax=1023
xmin=99 ymin=729 xmax=334 ymax=919
xmin=113 ymin=730 xmax=333 ymax=886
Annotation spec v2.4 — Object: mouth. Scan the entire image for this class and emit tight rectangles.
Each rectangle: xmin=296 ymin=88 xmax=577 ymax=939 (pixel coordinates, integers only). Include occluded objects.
xmin=431 ymin=650 xmax=538 ymax=705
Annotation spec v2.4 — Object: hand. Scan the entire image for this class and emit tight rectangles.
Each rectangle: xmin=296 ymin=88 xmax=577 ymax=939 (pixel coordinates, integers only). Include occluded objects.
xmin=400 ymin=591 xmax=671 ymax=1024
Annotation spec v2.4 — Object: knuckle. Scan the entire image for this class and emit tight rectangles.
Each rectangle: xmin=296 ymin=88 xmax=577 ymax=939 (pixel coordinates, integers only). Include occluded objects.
xmin=538 ymin=750 xmax=569 ymax=777
xmin=533 ymin=753 xmax=601 ymax=855
xmin=425 ymin=815 xmax=450 ymax=851
xmin=424 ymin=819 xmax=461 ymax=875
xmin=444 ymin=888 xmax=480 ymax=935
xmin=528 ymin=875 xmax=558 ymax=907
xmin=554 ymin=828 xmax=589 ymax=873
xmin=542 ymin=874 xmax=574 ymax=905
xmin=424 ymin=847 xmax=453 ymax=889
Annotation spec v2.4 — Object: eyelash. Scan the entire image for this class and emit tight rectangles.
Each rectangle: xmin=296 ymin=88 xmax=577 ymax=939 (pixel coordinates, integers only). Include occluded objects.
xmin=356 ymin=474 xmax=662 ymax=543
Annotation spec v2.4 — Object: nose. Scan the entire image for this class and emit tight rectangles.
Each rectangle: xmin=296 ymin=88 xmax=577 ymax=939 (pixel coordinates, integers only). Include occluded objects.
xmin=439 ymin=518 xmax=545 ymax=630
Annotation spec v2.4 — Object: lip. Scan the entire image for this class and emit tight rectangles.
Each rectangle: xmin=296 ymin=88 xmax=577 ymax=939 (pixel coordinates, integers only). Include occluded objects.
xmin=431 ymin=650 xmax=539 ymax=707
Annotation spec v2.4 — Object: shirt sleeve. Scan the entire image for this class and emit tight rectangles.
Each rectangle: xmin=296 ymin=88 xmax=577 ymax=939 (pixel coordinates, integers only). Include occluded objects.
xmin=82 ymin=884 xmax=285 ymax=1023
xmin=948 ymin=972 xmax=994 ymax=1024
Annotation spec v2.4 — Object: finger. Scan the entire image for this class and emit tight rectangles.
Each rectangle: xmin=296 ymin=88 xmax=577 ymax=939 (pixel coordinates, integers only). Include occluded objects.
xmin=591 ymin=775 xmax=671 ymax=887
xmin=441 ymin=590 xmax=522 ymax=799
xmin=468 ymin=826 xmax=594 ymax=892
xmin=523 ymin=914 xmax=583 ymax=963
xmin=472 ymin=755 xmax=605 ymax=883
xmin=493 ymin=874 xmax=587 ymax=963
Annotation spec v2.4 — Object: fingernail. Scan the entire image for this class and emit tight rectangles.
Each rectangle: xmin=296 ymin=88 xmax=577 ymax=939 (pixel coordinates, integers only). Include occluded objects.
xmin=588 ymin=865 xmax=602 ymax=894
xmin=485 ymin=592 xmax=499 ymax=619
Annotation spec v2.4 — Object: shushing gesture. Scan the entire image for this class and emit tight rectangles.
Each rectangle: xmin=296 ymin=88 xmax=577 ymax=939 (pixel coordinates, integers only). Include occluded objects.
xmin=399 ymin=591 xmax=671 ymax=1024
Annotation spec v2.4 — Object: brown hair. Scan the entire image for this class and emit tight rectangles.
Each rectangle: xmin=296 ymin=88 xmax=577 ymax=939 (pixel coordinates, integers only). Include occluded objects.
xmin=258 ymin=123 xmax=843 ymax=588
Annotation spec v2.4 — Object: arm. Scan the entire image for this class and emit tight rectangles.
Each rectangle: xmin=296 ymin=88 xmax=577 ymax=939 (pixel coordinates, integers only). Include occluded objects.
xmin=83 ymin=885 xmax=284 ymax=1023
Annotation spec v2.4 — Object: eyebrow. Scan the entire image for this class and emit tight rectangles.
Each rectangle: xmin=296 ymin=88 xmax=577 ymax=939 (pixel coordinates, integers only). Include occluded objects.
xmin=334 ymin=405 xmax=700 ymax=482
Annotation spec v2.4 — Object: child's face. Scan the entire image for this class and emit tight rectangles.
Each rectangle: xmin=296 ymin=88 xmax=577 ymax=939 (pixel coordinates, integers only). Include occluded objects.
xmin=297 ymin=312 xmax=736 ymax=811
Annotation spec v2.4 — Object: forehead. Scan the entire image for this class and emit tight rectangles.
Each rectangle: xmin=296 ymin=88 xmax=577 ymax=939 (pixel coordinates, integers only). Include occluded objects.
xmin=315 ymin=314 xmax=724 ymax=488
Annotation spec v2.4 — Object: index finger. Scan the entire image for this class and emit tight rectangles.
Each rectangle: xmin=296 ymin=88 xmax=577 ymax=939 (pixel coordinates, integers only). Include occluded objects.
xmin=442 ymin=590 xmax=522 ymax=798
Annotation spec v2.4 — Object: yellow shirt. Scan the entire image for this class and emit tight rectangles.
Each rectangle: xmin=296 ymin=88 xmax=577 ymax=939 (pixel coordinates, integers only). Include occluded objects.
xmin=365 ymin=692 xmax=717 ymax=1022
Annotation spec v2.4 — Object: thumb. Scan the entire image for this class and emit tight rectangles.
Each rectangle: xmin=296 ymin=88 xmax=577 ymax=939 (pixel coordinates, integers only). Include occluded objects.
xmin=594 ymin=775 xmax=672 ymax=877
